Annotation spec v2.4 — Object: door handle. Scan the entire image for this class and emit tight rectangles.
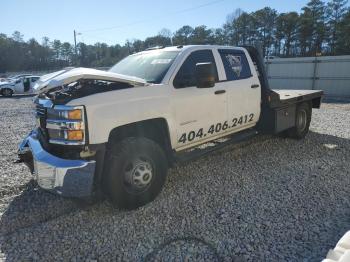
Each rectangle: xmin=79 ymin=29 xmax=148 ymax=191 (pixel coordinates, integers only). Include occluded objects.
xmin=251 ymin=84 xmax=259 ymax=89
xmin=214 ymin=90 xmax=226 ymax=95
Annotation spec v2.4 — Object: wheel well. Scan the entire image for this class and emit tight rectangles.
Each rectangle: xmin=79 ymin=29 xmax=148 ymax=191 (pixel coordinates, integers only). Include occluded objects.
xmin=1 ymin=88 xmax=13 ymax=94
xmin=107 ymin=118 xmax=174 ymax=164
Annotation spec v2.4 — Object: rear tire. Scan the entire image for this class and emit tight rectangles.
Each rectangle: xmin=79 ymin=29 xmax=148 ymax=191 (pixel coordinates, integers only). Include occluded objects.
xmin=286 ymin=102 xmax=311 ymax=139
xmin=1 ymin=88 xmax=13 ymax=97
xmin=103 ymin=137 xmax=168 ymax=209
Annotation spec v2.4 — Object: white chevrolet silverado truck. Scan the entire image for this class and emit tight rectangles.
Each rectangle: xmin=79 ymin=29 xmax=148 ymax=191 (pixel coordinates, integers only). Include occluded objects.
xmin=18 ymin=45 xmax=323 ymax=209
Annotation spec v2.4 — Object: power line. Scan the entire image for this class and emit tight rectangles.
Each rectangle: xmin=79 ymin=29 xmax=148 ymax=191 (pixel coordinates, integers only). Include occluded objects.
xmin=79 ymin=32 xmax=117 ymax=43
xmin=80 ymin=0 xmax=226 ymax=33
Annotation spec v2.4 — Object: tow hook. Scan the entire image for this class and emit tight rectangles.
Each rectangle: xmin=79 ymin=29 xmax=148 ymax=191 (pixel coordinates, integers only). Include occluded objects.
xmin=80 ymin=147 xmax=96 ymax=158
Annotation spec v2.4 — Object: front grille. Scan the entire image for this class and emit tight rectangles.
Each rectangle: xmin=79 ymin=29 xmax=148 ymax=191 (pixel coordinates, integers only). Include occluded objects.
xmin=36 ymin=104 xmax=46 ymax=117
xmin=35 ymin=102 xmax=47 ymax=130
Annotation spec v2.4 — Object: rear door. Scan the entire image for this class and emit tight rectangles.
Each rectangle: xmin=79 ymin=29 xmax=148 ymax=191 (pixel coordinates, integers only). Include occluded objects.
xmin=23 ymin=77 xmax=31 ymax=92
xmin=217 ymin=48 xmax=261 ymax=131
xmin=171 ymin=49 xmax=228 ymax=150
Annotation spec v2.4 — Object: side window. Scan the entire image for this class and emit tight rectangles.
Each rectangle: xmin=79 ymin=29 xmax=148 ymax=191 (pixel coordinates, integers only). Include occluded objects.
xmin=219 ymin=49 xmax=252 ymax=81
xmin=31 ymin=77 xmax=39 ymax=82
xmin=174 ymin=50 xmax=218 ymax=89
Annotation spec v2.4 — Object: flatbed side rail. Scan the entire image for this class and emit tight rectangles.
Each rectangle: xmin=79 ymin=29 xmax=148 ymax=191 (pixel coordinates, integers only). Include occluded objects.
xmin=268 ymin=89 xmax=324 ymax=109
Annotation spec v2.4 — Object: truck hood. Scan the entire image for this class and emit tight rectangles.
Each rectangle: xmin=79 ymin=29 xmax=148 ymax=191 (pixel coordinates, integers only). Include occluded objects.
xmin=34 ymin=67 xmax=147 ymax=93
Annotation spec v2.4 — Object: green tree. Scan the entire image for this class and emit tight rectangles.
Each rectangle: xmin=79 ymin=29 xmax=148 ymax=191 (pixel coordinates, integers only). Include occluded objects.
xmin=52 ymin=39 xmax=62 ymax=60
xmin=300 ymin=0 xmax=326 ymax=55
xmin=326 ymin=0 xmax=348 ymax=54
xmin=2 ymin=3 xmax=350 ymax=73
xmin=131 ymin=39 xmax=144 ymax=52
xmin=144 ymin=35 xmax=171 ymax=48
xmin=189 ymin=25 xmax=212 ymax=44
xmin=61 ymin=42 xmax=73 ymax=63
xmin=173 ymin=25 xmax=194 ymax=45
xmin=336 ymin=9 xmax=350 ymax=54
xmin=212 ymin=28 xmax=226 ymax=45
xmin=223 ymin=8 xmax=246 ymax=45
xmin=12 ymin=31 xmax=24 ymax=42
xmin=276 ymin=12 xmax=300 ymax=56
xmin=0 ymin=34 xmax=10 ymax=72
xmin=252 ymin=7 xmax=278 ymax=56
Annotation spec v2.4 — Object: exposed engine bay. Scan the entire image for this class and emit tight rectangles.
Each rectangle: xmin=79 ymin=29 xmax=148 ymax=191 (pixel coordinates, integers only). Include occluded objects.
xmin=39 ymin=79 xmax=134 ymax=104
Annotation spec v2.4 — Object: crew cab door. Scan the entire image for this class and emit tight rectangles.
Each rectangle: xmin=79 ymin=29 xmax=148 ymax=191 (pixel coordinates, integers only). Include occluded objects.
xmin=171 ymin=49 xmax=227 ymax=150
xmin=217 ymin=48 xmax=261 ymax=131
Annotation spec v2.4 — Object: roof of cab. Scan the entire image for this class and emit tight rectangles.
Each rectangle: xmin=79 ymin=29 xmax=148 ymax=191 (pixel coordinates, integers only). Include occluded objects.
xmin=142 ymin=45 xmax=245 ymax=53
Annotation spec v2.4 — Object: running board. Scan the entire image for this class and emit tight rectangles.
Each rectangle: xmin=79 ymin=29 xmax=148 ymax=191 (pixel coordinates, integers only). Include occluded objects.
xmin=174 ymin=129 xmax=258 ymax=163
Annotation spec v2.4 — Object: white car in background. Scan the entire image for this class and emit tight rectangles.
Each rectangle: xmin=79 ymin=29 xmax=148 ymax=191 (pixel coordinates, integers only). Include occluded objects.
xmin=7 ymin=74 xmax=33 ymax=81
xmin=0 ymin=75 xmax=40 ymax=97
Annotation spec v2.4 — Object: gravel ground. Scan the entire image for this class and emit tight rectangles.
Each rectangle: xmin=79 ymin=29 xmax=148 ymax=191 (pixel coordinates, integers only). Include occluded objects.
xmin=0 ymin=96 xmax=349 ymax=261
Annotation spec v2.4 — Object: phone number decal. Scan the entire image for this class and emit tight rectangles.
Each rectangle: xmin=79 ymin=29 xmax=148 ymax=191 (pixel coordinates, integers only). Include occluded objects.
xmin=178 ymin=113 xmax=254 ymax=144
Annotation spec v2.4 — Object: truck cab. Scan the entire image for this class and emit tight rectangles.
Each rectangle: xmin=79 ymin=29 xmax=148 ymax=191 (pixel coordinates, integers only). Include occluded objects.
xmin=17 ymin=45 xmax=323 ymax=209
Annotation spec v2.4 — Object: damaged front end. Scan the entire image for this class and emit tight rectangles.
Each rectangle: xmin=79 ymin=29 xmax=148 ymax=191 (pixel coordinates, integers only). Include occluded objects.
xmin=18 ymin=128 xmax=96 ymax=197
xmin=42 ymin=78 xmax=134 ymax=104
xmin=17 ymin=67 xmax=145 ymax=197
xmin=35 ymin=67 xmax=146 ymax=104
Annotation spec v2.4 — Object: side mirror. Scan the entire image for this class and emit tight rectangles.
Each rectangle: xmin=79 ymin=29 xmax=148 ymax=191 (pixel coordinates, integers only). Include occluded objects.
xmin=15 ymin=79 xmax=21 ymax=84
xmin=195 ymin=62 xmax=215 ymax=88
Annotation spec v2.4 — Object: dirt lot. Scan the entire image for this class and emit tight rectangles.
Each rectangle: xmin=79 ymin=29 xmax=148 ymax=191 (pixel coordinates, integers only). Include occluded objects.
xmin=0 ymin=96 xmax=349 ymax=261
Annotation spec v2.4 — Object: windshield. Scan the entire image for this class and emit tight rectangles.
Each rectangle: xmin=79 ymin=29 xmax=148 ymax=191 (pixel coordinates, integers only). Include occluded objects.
xmin=109 ymin=50 xmax=179 ymax=84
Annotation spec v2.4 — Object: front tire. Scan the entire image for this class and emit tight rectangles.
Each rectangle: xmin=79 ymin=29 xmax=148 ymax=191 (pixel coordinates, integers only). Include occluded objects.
xmin=103 ymin=137 xmax=168 ymax=209
xmin=1 ymin=88 xmax=13 ymax=97
xmin=286 ymin=102 xmax=312 ymax=139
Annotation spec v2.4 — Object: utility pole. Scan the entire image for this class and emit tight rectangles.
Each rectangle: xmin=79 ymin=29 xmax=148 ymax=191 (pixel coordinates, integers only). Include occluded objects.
xmin=74 ymin=30 xmax=81 ymax=66
xmin=74 ymin=30 xmax=77 ymax=56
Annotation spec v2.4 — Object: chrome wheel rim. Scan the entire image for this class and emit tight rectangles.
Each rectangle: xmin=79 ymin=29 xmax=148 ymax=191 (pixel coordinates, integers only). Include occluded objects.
xmin=124 ymin=157 xmax=153 ymax=193
xmin=297 ymin=109 xmax=307 ymax=132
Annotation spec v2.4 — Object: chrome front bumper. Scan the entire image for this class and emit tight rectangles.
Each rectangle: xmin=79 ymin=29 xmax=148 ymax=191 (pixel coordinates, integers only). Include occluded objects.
xmin=18 ymin=129 xmax=96 ymax=198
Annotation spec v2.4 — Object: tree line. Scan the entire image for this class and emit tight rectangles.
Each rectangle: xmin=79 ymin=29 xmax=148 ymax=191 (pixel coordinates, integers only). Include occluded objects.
xmin=0 ymin=0 xmax=349 ymax=73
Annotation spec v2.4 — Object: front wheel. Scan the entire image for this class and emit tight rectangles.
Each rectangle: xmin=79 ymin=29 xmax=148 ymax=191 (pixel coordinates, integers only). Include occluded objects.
xmin=286 ymin=102 xmax=312 ymax=139
xmin=103 ymin=137 xmax=168 ymax=209
xmin=1 ymin=88 xmax=13 ymax=97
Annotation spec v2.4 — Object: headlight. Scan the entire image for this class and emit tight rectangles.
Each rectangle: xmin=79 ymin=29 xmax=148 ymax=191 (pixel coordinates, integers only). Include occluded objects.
xmin=68 ymin=109 xmax=82 ymax=120
xmin=46 ymin=105 xmax=86 ymax=145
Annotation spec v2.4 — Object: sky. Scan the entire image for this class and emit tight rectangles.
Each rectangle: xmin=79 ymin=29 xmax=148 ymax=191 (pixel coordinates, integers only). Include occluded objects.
xmin=2 ymin=0 xmax=311 ymax=46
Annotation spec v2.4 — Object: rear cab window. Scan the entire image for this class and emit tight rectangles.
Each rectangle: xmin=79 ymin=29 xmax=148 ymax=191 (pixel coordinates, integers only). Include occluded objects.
xmin=218 ymin=49 xmax=252 ymax=81
xmin=173 ymin=49 xmax=218 ymax=88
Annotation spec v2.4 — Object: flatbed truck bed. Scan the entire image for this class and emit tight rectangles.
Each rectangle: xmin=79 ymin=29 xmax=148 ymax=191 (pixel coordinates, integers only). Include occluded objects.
xmin=269 ymin=89 xmax=323 ymax=108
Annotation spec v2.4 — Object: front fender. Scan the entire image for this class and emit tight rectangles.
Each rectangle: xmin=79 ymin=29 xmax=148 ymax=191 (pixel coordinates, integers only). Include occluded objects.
xmin=67 ymin=85 xmax=177 ymax=148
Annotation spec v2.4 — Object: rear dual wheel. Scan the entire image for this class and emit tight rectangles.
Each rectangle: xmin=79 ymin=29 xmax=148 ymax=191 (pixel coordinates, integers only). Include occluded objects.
xmin=286 ymin=102 xmax=312 ymax=139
